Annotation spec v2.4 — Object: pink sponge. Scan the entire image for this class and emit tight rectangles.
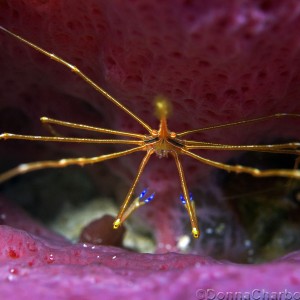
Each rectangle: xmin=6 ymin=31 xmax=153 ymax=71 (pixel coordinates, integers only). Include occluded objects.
xmin=0 ymin=197 xmax=300 ymax=299
xmin=1 ymin=1 xmax=300 ymax=298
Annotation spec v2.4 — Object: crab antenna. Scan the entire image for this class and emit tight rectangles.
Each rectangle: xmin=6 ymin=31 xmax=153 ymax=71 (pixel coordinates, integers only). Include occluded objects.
xmin=0 ymin=26 xmax=153 ymax=134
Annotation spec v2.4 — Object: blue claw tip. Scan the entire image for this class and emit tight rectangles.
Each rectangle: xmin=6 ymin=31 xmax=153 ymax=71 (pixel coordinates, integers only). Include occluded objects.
xmin=180 ymin=194 xmax=186 ymax=205
xmin=144 ymin=193 xmax=155 ymax=203
xmin=189 ymin=192 xmax=193 ymax=201
xmin=180 ymin=192 xmax=193 ymax=204
xmin=139 ymin=189 xmax=147 ymax=199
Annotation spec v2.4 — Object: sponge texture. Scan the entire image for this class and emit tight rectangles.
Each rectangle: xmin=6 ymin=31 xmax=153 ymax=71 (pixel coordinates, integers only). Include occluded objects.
xmin=0 ymin=2 xmax=300 ymax=297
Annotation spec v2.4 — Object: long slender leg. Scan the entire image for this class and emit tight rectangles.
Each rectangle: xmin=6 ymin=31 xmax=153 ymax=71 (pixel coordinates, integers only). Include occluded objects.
xmin=0 ymin=133 xmax=143 ymax=145
xmin=40 ymin=117 xmax=146 ymax=139
xmin=42 ymin=120 xmax=63 ymax=137
xmin=177 ymin=113 xmax=300 ymax=137
xmin=0 ymin=145 xmax=145 ymax=183
xmin=185 ymin=141 xmax=300 ymax=149
xmin=0 ymin=26 xmax=153 ymax=134
xmin=113 ymin=150 xmax=153 ymax=229
xmin=286 ymin=156 xmax=300 ymax=192
xmin=181 ymin=148 xmax=300 ymax=179
xmin=172 ymin=152 xmax=200 ymax=238
xmin=185 ymin=141 xmax=300 ymax=155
